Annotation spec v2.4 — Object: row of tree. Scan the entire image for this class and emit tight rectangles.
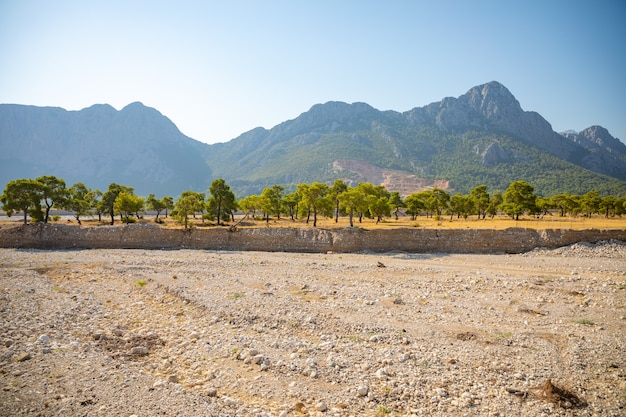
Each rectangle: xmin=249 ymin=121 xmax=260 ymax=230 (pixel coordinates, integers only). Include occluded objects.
xmin=1 ymin=176 xmax=625 ymax=228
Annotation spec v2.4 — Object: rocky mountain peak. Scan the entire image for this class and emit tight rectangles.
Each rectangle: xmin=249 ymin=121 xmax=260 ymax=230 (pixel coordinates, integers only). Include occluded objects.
xmin=271 ymin=101 xmax=379 ymax=139
xmin=561 ymin=125 xmax=626 ymax=155
xmin=299 ymin=101 xmax=376 ymax=125
xmin=411 ymin=81 xmax=577 ymax=160
xmin=463 ymin=81 xmax=523 ymax=123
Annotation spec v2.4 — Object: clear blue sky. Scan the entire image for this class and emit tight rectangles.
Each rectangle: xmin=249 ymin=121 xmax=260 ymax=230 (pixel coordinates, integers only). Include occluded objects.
xmin=1 ymin=0 xmax=624 ymax=145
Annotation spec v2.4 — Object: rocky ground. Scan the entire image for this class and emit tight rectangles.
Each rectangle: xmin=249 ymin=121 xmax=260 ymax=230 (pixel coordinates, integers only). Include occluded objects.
xmin=0 ymin=241 xmax=625 ymax=417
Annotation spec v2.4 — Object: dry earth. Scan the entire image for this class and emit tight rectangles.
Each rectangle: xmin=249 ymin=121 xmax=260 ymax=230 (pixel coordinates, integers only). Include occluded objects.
xmin=0 ymin=242 xmax=625 ymax=417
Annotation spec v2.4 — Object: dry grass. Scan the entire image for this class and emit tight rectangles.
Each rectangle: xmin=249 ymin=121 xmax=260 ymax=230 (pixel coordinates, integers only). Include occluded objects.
xmin=161 ymin=213 xmax=621 ymax=230
xmin=246 ymin=214 xmax=626 ymax=230
xmin=2 ymin=213 xmax=625 ymax=231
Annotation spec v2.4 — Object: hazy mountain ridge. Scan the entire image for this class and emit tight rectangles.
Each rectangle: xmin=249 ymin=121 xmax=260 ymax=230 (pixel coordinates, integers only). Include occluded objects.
xmin=0 ymin=102 xmax=212 ymax=195
xmin=1 ymin=81 xmax=625 ymax=197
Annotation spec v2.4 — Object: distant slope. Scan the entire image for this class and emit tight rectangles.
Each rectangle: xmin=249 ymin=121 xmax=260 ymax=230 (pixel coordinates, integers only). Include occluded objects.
xmin=0 ymin=102 xmax=212 ymax=196
xmin=204 ymin=82 xmax=626 ymax=196
xmin=1 ymin=81 xmax=625 ymax=198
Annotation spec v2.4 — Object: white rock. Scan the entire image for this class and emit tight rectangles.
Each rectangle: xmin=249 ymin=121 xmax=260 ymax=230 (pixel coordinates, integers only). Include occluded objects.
xmin=223 ymin=396 xmax=238 ymax=406
xmin=357 ymin=386 xmax=369 ymax=397
xmin=375 ymin=368 xmax=387 ymax=379
xmin=436 ymin=388 xmax=448 ymax=397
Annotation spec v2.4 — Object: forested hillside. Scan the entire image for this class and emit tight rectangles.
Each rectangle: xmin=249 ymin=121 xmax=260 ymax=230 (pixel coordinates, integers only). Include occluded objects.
xmin=2 ymin=81 xmax=625 ymax=197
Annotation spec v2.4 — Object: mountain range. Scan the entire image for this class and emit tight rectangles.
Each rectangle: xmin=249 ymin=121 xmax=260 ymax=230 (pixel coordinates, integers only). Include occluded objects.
xmin=1 ymin=81 xmax=625 ymax=197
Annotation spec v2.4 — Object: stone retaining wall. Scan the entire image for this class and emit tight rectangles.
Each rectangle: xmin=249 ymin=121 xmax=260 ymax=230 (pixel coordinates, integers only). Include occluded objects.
xmin=1 ymin=223 xmax=625 ymax=253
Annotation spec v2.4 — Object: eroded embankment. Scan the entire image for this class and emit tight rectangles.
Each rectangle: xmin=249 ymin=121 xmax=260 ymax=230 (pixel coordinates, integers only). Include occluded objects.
xmin=1 ymin=223 xmax=625 ymax=253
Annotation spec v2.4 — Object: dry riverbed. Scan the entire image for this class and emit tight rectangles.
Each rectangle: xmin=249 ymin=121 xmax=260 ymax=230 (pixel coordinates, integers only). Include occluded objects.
xmin=1 ymin=242 xmax=625 ymax=416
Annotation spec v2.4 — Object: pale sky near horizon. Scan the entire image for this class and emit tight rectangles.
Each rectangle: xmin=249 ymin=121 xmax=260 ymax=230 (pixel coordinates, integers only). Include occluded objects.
xmin=1 ymin=0 xmax=625 ymax=145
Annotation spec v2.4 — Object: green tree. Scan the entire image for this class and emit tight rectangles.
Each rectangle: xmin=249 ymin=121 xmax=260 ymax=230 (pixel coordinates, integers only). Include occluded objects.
xmin=0 ymin=179 xmax=44 ymax=224
xmin=282 ymin=191 xmax=301 ymax=221
xmin=162 ymin=196 xmax=174 ymax=218
xmin=389 ymin=191 xmax=405 ymax=220
xmin=449 ymin=193 xmax=472 ymax=220
xmin=260 ymin=185 xmax=284 ymax=222
xmin=470 ymin=185 xmax=490 ymax=219
xmin=338 ymin=186 xmax=367 ymax=227
xmin=179 ymin=191 xmax=206 ymax=220
xmin=99 ymin=183 xmax=134 ymax=225
xmin=114 ymin=192 xmax=144 ymax=223
xmin=328 ymin=179 xmax=348 ymax=223
xmin=405 ymin=192 xmax=426 ymax=220
xmin=207 ymin=179 xmax=237 ymax=225
xmin=299 ymin=182 xmax=331 ymax=227
xmin=552 ymin=193 xmax=576 ymax=217
xmin=238 ymin=194 xmax=262 ymax=218
xmin=146 ymin=194 xmax=167 ymax=222
xmin=599 ymin=195 xmax=617 ymax=219
xmin=369 ymin=195 xmax=392 ymax=223
xmin=535 ymin=196 xmax=555 ymax=218
xmin=615 ymin=197 xmax=626 ymax=217
xmin=580 ymin=190 xmax=600 ymax=217
xmin=37 ymin=175 xmax=68 ymax=223
xmin=501 ymin=180 xmax=537 ymax=220
xmin=431 ymin=188 xmax=450 ymax=218
xmin=171 ymin=193 xmax=202 ymax=229
xmin=357 ymin=183 xmax=390 ymax=222
xmin=567 ymin=194 xmax=583 ymax=217
xmin=66 ymin=182 xmax=93 ymax=225
xmin=486 ymin=191 xmax=503 ymax=218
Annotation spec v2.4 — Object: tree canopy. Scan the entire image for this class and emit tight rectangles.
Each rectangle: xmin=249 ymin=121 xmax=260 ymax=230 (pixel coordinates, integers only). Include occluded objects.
xmin=2 ymin=175 xmax=626 ymax=228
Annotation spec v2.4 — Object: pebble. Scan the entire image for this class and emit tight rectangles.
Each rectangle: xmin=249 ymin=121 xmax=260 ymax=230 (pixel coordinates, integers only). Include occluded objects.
xmin=223 ymin=397 xmax=238 ymax=406
xmin=436 ymin=388 xmax=448 ymax=397
xmin=131 ymin=346 xmax=149 ymax=356
xmin=315 ymin=402 xmax=328 ymax=412
xmin=0 ymin=244 xmax=624 ymax=416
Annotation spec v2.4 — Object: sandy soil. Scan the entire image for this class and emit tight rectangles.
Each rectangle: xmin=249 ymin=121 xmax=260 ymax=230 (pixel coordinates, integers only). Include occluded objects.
xmin=0 ymin=242 xmax=625 ymax=416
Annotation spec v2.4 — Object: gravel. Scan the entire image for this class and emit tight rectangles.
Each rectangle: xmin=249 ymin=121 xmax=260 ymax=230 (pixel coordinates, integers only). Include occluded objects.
xmin=0 ymin=242 xmax=625 ymax=416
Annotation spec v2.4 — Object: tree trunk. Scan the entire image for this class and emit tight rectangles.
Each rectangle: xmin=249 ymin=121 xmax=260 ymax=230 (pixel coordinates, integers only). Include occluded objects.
xmin=216 ymin=197 xmax=222 ymax=226
xmin=44 ymin=204 xmax=51 ymax=223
